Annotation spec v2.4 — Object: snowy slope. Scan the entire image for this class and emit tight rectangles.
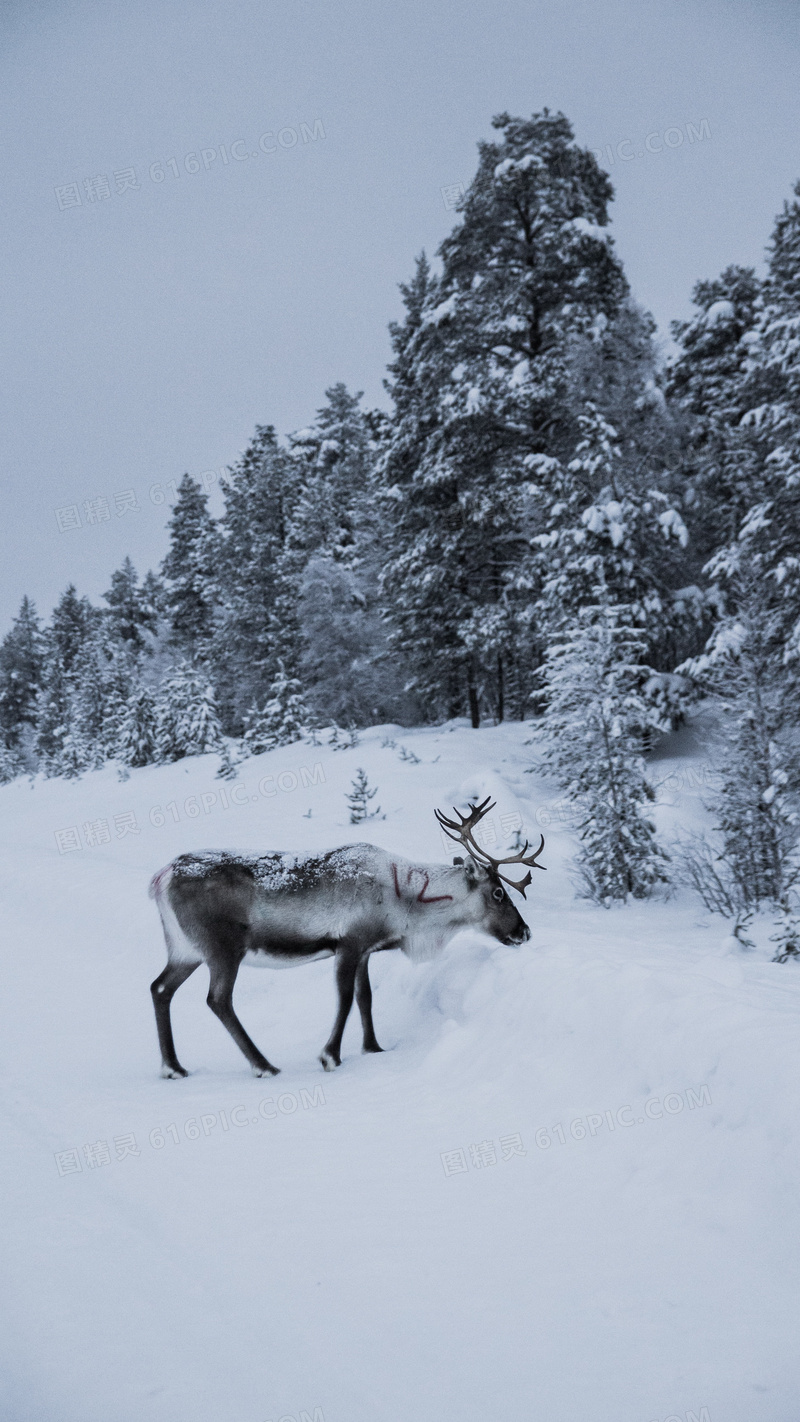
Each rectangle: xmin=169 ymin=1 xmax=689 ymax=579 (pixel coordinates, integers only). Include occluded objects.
xmin=1 ymin=721 xmax=799 ymax=1422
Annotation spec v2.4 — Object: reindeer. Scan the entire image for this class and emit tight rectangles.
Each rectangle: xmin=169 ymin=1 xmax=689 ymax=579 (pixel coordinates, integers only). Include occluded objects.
xmin=148 ymin=797 xmax=544 ymax=1078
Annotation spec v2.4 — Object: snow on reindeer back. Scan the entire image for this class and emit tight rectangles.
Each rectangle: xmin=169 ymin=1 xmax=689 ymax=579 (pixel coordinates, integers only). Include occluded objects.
xmin=172 ymin=843 xmax=378 ymax=893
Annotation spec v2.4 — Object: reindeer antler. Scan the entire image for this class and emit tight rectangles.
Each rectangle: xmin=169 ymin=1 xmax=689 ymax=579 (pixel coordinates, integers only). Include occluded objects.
xmin=434 ymin=795 xmax=546 ymax=898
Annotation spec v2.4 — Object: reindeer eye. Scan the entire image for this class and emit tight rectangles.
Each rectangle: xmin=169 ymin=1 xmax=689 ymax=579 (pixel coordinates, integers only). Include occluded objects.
xmin=492 ymin=887 xmax=504 ymax=902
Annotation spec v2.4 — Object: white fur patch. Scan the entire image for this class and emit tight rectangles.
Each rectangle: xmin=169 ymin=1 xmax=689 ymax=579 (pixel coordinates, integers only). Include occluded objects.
xmin=154 ymin=867 xmax=204 ymax=965
xmin=242 ymin=948 xmax=335 ymax=969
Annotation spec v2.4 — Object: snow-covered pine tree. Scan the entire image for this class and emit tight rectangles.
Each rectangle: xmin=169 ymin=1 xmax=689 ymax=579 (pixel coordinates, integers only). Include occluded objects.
xmin=0 ymin=596 xmax=43 ymax=755
xmin=242 ymin=665 xmax=308 ymax=754
xmin=666 ymin=264 xmax=763 ymax=565
xmin=677 ymin=569 xmax=799 ymax=913
xmin=214 ymin=426 xmax=301 ymax=731
xmin=0 ymin=737 xmax=24 ymax=784
xmin=34 ymin=585 xmax=98 ymax=773
xmin=103 ymin=557 xmax=159 ymax=650
xmin=156 ymin=662 xmax=222 ymax=761
xmin=347 ymin=768 xmax=381 ymax=823
xmin=161 ymin=474 xmax=219 ymax=658
xmin=379 ymin=111 xmax=631 ymax=726
xmin=53 ymin=618 xmax=137 ymax=775
xmin=770 ymin=908 xmax=800 ymax=962
xmin=681 ymin=182 xmax=800 ymax=711
xmin=297 ymin=555 xmax=414 ymax=728
xmin=288 ymin=384 xmax=375 ymax=566
xmin=531 ymin=402 xmax=697 ymax=688
xmin=537 ymin=604 xmax=669 ymax=902
xmin=287 ymin=387 xmax=406 ymax=726
xmin=116 ymin=686 xmax=160 ymax=768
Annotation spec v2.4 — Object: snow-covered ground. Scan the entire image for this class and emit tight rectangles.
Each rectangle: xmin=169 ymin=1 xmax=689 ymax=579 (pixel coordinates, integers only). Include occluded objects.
xmin=1 ymin=721 xmax=798 ymax=1422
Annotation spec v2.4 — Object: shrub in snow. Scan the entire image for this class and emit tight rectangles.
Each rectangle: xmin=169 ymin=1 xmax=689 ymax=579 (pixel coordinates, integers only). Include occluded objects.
xmin=537 ymin=604 xmax=669 ymax=903
xmin=347 ymin=768 xmax=382 ymax=824
xmin=329 ymin=724 xmax=360 ymax=751
xmin=771 ymin=909 xmax=800 ymax=963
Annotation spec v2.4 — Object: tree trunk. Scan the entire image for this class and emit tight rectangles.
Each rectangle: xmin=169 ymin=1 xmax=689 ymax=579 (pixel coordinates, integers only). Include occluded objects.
xmin=496 ymin=653 xmax=504 ymax=724
xmin=467 ymin=668 xmax=480 ymax=729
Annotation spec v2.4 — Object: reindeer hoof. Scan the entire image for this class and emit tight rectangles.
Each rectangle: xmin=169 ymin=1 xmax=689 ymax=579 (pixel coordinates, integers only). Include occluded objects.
xmin=362 ymin=1043 xmax=383 ymax=1054
xmin=160 ymin=1064 xmax=188 ymax=1079
xmin=318 ymin=1050 xmax=340 ymax=1072
xmin=251 ymin=1063 xmax=279 ymax=1077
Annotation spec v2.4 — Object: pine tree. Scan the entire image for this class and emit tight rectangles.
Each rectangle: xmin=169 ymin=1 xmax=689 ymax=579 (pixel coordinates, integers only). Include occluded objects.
xmin=531 ymin=402 xmax=696 ymax=682
xmin=666 ymin=264 xmax=763 ymax=564
xmin=347 ymin=768 xmax=381 ymax=823
xmin=71 ymin=625 xmax=134 ymax=770
xmin=35 ymin=586 xmax=98 ymax=773
xmin=677 ymin=574 xmax=799 ymax=911
xmin=156 ymin=662 xmax=222 ymax=761
xmin=214 ymin=427 xmax=301 ymax=730
xmin=0 ymin=597 xmax=43 ymax=748
xmin=537 ymin=605 xmax=669 ymax=902
xmin=771 ymin=908 xmax=800 ymax=963
xmin=287 ymin=388 xmax=404 ymax=725
xmin=288 ymin=384 xmax=376 ymax=565
xmin=297 ymin=555 xmax=415 ymax=727
xmin=379 ymin=111 xmax=630 ymax=725
xmin=116 ymin=686 xmax=160 ymax=768
xmin=242 ymin=665 xmax=308 ymax=754
xmin=161 ymin=475 xmax=218 ymax=656
xmin=103 ymin=557 xmax=158 ymax=649
xmin=687 ymin=181 xmax=800 ymax=685
xmin=0 ymin=738 xmax=24 ymax=785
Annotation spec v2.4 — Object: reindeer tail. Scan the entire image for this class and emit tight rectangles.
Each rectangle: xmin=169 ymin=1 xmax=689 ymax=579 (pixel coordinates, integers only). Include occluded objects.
xmin=148 ymin=863 xmax=173 ymax=901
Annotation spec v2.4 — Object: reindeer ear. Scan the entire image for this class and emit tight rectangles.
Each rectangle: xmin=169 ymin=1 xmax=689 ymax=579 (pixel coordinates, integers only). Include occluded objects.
xmin=463 ymin=857 xmax=480 ymax=885
xmin=452 ymin=855 xmax=464 ymax=866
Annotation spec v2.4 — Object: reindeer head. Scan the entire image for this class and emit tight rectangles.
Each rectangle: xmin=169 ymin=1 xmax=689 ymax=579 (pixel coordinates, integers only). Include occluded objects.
xmin=435 ymin=796 xmax=545 ymax=945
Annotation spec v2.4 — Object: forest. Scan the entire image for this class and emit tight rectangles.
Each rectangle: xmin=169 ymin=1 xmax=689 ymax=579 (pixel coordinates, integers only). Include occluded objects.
xmin=3 ymin=109 xmax=800 ymax=935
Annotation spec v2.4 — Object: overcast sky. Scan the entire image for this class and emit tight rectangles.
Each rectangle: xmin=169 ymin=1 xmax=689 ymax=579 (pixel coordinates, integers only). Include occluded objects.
xmin=1 ymin=0 xmax=799 ymax=626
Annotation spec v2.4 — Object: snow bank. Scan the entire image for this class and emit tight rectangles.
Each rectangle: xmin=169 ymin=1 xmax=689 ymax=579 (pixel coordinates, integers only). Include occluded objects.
xmin=1 ymin=721 xmax=798 ymax=1421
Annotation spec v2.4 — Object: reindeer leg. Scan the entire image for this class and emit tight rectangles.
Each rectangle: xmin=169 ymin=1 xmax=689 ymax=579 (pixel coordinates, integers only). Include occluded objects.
xmin=319 ymin=950 xmax=359 ymax=1071
xmin=355 ymin=955 xmax=382 ymax=1054
xmin=206 ymin=950 xmax=279 ymax=1077
xmin=151 ymin=960 xmax=199 ymax=1078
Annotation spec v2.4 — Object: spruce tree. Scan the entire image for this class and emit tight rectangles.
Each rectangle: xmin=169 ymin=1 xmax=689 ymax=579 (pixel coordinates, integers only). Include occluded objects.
xmin=678 ymin=572 xmax=799 ymax=911
xmin=49 ymin=619 xmax=137 ymax=776
xmin=161 ymin=474 xmax=218 ymax=656
xmin=690 ymin=181 xmax=800 ymax=680
xmin=156 ymin=662 xmax=222 ymax=761
xmin=103 ymin=557 xmax=158 ymax=649
xmin=242 ymin=665 xmax=308 ymax=753
xmin=116 ymin=686 xmax=160 ymax=768
xmin=0 ymin=597 xmax=43 ymax=747
xmin=0 ymin=738 xmax=23 ymax=785
xmin=666 ymin=264 xmax=762 ymax=563
xmin=35 ymin=586 xmax=98 ymax=773
xmin=379 ymin=111 xmax=630 ymax=725
xmin=288 ymin=384 xmax=375 ymax=565
xmin=531 ymin=402 xmax=695 ymax=683
xmin=347 ymin=768 xmax=381 ymax=823
xmin=537 ymin=605 xmax=669 ymax=902
xmin=214 ymin=427 xmax=301 ymax=730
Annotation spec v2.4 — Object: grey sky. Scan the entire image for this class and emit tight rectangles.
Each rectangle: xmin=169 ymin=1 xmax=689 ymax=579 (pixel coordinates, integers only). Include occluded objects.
xmin=1 ymin=0 xmax=799 ymax=626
